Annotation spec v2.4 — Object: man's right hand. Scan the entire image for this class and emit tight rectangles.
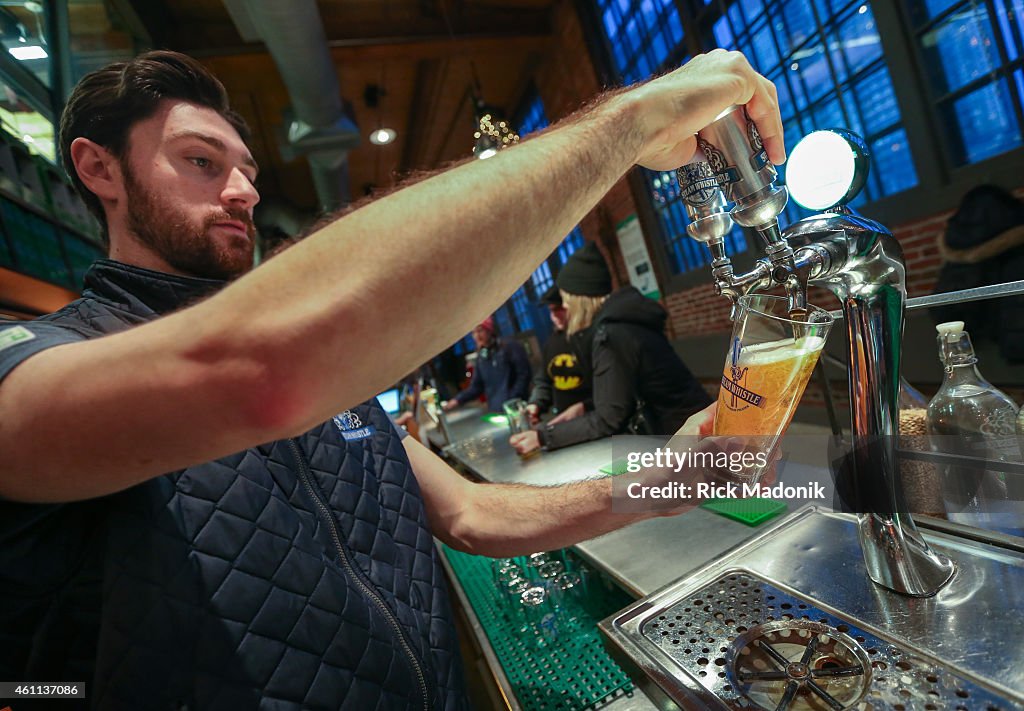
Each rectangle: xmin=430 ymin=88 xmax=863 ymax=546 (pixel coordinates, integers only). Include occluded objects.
xmin=442 ymin=399 xmax=458 ymax=412
xmin=608 ymin=49 xmax=785 ymax=172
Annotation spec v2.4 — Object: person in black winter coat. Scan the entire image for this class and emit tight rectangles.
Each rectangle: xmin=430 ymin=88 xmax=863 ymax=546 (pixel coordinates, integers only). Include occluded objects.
xmin=931 ymin=184 xmax=1024 ymax=363
xmin=510 ymin=243 xmax=711 ymax=455
xmin=526 ymin=285 xmax=593 ymax=424
xmin=444 ymin=316 xmax=532 ymax=412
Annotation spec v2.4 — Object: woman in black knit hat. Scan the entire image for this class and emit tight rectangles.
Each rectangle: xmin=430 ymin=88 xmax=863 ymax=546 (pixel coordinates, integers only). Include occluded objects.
xmin=510 ymin=242 xmax=712 ymax=455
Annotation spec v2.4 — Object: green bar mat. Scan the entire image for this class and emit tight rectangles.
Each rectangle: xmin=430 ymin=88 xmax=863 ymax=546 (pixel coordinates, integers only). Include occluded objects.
xmin=598 ymin=459 xmax=631 ymax=476
xmin=700 ymin=497 xmax=787 ymax=526
xmin=481 ymin=413 xmax=508 ymax=426
xmin=443 ymin=546 xmax=635 ymax=710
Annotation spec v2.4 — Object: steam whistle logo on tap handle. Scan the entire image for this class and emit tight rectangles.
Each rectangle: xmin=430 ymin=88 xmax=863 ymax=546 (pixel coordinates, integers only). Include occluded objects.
xmin=677 ymin=161 xmax=720 ymax=207
xmin=723 ymin=337 xmax=765 ymax=410
xmin=697 ymin=137 xmax=740 ymax=187
xmin=746 ymin=115 xmax=770 ymax=171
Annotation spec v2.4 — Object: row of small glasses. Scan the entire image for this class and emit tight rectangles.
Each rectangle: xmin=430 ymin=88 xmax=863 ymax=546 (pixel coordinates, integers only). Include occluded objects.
xmin=491 ymin=553 xmax=585 ymax=647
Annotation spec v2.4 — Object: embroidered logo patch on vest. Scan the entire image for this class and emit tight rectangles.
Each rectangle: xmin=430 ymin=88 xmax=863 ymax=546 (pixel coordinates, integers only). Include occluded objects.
xmin=333 ymin=409 xmax=377 ymax=441
xmin=0 ymin=325 xmax=35 ymax=353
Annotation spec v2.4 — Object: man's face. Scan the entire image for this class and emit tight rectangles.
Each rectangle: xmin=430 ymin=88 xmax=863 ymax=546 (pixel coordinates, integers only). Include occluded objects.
xmin=472 ymin=326 xmax=494 ymax=350
xmin=118 ymin=101 xmax=260 ymax=280
xmin=548 ymin=304 xmax=568 ymax=332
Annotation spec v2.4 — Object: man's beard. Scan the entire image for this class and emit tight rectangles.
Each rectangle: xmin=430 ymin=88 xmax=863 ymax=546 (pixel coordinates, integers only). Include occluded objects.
xmin=123 ymin=164 xmax=256 ymax=281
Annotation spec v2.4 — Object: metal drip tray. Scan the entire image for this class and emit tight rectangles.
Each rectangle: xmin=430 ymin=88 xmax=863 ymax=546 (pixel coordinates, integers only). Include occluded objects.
xmin=599 ymin=508 xmax=1024 ymax=711
xmin=640 ymin=572 xmax=1007 ymax=710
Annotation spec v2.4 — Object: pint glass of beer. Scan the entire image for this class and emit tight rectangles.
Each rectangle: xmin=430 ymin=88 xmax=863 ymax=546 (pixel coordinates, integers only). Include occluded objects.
xmin=714 ymin=295 xmax=833 ymax=462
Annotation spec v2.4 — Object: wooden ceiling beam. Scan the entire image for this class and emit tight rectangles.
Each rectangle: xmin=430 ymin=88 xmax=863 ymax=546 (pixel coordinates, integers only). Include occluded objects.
xmin=400 ymin=58 xmax=444 ymax=173
xmin=186 ymin=32 xmax=549 ymax=62
xmin=328 ymin=33 xmax=550 ymax=61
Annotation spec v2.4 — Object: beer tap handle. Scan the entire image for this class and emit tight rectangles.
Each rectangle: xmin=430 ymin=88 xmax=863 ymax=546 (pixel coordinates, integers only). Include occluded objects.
xmin=677 ymin=159 xmax=736 ymax=281
xmin=678 ymin=161 xmax=733 ymax=243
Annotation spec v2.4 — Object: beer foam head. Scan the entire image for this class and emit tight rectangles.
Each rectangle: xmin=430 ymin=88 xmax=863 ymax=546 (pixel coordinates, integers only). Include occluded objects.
xmin=738 ymin=336 xmax=825 ymax=365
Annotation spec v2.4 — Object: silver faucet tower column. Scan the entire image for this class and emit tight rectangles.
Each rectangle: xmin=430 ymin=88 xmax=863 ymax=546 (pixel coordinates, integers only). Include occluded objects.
xmin=678 ymin=121 xmax=956 ymax=596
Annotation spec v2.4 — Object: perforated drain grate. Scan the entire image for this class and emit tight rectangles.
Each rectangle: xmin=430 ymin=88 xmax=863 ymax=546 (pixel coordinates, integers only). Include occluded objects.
xmin=730 ymin=620 xmax=871 ymax=710
xmin=640 ymin=571 xmax=1015 ymax=710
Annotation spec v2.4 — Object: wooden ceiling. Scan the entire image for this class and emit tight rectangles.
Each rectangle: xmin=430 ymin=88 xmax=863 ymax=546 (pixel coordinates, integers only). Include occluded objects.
xmin=121 ymin=0 xmax=560 ymax=218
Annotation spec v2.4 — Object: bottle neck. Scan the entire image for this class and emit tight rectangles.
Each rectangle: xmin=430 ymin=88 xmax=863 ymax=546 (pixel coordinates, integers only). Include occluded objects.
xmin=942 ymin=361 xmax=986 ymax=387
xmin=938 ymin=330 xmax=981 ymax=383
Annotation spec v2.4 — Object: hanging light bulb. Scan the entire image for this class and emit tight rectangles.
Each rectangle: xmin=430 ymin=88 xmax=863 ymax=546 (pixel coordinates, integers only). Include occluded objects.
xmin=369 ymin=128 xmax=397 ymax=145
xmin=472 ymin=100 xmax=519 ymax=160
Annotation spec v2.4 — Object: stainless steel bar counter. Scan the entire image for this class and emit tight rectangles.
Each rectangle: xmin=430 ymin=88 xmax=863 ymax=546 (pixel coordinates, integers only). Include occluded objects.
xmin=426 ymin=407 xmax=1024 ymax=711
xmin=430 ymin=406 xmax=780 ymax=597
xmin=424 ymin=406 xmax=786 ymax=710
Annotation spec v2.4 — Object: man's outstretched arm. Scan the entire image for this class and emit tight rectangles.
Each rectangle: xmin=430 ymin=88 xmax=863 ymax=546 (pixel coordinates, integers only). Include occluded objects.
xmin=0 ymin=51 xmax=782 ymax=502
xmin=403 ymin=436 xmax=654 ymax=557
xmin=408 ymin=405 xmax=720 ymax=556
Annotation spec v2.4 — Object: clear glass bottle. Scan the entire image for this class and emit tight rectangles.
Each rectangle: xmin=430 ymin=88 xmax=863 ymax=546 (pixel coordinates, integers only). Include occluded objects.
xmin=926 ymin=321 xmax=1021 ymax=536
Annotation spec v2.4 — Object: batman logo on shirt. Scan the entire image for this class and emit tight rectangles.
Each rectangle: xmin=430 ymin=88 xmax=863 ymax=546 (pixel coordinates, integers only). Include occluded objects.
xmin=548 ymin=352 xmax=582 ymax=391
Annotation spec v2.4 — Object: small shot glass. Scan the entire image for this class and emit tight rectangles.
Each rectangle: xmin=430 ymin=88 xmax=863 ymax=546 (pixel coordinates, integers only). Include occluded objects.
xmin=519 ymin=585 xmax=559 ymax=647
xmin=537 ymin=560 xmax=565 ymax=583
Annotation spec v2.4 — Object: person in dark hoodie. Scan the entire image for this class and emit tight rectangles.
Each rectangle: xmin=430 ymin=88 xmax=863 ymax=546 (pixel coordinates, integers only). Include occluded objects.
xmin=510 ymin=242 xmax=712 ymax=455
xmin=443 ymin=316 xmax=532 ymax=412
xmin=526 ymin=285 xmax=594 ymax=424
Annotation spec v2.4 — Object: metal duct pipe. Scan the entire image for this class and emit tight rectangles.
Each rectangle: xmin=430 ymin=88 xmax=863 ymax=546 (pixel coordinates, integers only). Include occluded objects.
xmin=223 ymin=0 xmax=359 ymax=211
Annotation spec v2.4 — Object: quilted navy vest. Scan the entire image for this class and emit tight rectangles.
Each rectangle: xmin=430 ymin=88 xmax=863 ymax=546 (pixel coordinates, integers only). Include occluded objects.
xmin=0 ymin=260 xmax=469 ymax=710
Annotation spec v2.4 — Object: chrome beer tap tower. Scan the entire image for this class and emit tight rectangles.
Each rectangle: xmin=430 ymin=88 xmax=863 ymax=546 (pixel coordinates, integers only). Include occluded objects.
xmin=678 ymin=106 xmax=956 ymax=596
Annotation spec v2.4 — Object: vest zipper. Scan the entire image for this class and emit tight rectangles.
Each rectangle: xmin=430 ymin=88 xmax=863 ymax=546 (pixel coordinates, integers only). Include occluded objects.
xmin=287 ymin=438 xmax=431 ymax=711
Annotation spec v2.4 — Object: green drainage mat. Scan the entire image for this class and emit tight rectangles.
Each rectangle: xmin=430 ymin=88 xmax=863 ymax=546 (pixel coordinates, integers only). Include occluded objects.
xmin=700 ymin=497 xmax=787 ymax=526
xmin=443 ymin=546 xmax=635 ymax=710
xmin=597 ymin=459 xmax=632 ymax=476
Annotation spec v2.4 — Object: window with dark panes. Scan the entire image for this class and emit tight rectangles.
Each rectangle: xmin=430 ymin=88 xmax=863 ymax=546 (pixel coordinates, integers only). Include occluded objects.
xmin=531 ymin=260 xmax=554 ymax=295
xmin=906 ymin=0 xmax=1023 ymax=166
xmin=518 ymin=92 xmax=549 ymax=137
xmin=509 ymin=288 xmax=535 ymax=331
xmin=594 ymin=0 xmax=751 ymax=276
xmin=494 ymin=305 xmax=516 ymax=337
xmin=712 ymin=0 xmax=919 ymax=225
xmin=555 ymin=226 xmax=586 ymax=265
xmin=597 ymin=0 xmax=685 ymax=83
xmin=454 ymin=332 xmax=479 ymax=356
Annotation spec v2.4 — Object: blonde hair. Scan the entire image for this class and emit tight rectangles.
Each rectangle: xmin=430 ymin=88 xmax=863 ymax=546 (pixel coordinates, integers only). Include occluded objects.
xmin=561 ymin=290 xmax=607 ymax=337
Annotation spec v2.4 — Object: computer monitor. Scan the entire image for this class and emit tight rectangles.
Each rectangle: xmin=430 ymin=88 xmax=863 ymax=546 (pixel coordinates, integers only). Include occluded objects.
xmin=377 ymin=387 xmax=401 ymax=415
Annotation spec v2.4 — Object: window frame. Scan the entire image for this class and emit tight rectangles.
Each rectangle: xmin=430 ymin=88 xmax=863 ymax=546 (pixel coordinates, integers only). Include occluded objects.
xmin=867 ymin=0 xmax=1024 ymax=226
xmin=578 ymin=0 xmax=764 ymax=293
xmin=577 ymin=0 xmax=1024 ymax=298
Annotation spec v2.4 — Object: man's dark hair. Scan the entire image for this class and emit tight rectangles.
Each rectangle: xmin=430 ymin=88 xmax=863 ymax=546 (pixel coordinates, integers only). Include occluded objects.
xmin=58 ymin=50 xmax=251 ymax=245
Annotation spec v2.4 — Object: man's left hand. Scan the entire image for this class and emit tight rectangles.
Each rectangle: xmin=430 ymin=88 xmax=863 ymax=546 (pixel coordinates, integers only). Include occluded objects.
xmin=510 ymin=430 xmax=541 ymax=455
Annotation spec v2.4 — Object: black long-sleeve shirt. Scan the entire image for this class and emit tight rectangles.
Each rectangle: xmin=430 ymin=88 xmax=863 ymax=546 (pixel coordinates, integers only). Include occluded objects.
xmin=528 ymin=328 xmax=592 ymax=414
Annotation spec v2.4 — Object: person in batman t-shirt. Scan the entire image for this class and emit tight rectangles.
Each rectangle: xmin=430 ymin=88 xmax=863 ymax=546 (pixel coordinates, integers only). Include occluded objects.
xmin=526 ymin=285 xmax=593 ymax=425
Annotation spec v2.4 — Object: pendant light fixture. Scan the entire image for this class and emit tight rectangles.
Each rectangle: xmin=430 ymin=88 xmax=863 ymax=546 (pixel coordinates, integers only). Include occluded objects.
xmin=472 ymin=93 xmax=519 ymax=160
xmin=364 ymin=77 xmax=396 ymax=146
xmin=438 ymin=3 xmax=519 ymax=159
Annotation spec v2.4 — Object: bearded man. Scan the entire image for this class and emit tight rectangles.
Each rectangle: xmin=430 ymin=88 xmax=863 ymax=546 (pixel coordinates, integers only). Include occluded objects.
xmin=0 ymin=50 xmax=783 ymax=709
